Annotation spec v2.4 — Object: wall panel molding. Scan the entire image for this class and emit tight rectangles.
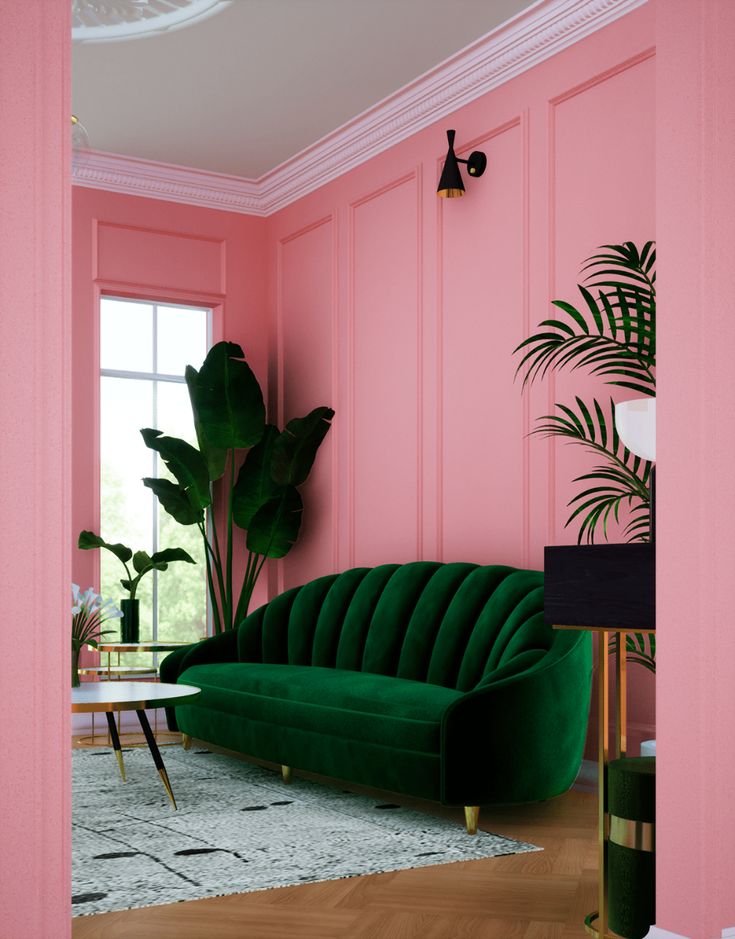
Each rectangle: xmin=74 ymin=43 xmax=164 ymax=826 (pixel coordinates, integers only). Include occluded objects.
xmin=436 ymin=117 xmax=523 ymax=562
xmin=276 ymin=214 xmax=336 ymax=588
xmin=72 ymin=0 xmax=648 ymax=216
xmin=94 ymin=220 xmax=225 ymax=294
xmin=348 ymin=172 xmax=421 ymax=566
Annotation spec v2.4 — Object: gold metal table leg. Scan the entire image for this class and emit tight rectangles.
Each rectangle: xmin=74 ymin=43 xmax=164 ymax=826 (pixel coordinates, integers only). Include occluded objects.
xmin=616 ymin=632 xmax=627 ymax=760
xmin=597 ymin=629 xmax=609 ymax=938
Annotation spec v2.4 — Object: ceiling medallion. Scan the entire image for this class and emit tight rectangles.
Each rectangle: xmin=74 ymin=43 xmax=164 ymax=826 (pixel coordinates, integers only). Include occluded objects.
xmin=72 ymin=0 xmax=232 ymax=43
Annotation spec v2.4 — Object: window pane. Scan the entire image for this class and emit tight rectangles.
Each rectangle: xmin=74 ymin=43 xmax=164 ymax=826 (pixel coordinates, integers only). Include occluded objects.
xmin=157 ymin=380 xmax=196 ymax=447
xmin=101 ymin=298 xmax=153 ymax=372
xmin=156 ymin=380 xmax=208 ymax=644
xmin=99 ymin=376 xmax=155 ymax=634
xmin=157 ymin=304 xmax=208 ymax=376
xmin=99 ymin=298 xmax=210 ymax=654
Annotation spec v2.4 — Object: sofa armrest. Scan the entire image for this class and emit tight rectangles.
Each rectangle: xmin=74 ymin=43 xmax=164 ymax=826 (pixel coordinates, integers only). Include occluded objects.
xmin=160 ymin=629 xmax=239 ymax=731
xmin=440 ymin=630 xmax=592 ymax=806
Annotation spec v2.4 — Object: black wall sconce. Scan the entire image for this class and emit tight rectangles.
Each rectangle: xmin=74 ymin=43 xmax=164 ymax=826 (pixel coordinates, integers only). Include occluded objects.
xmin=437 ymin=129 xmax=487 ymax=198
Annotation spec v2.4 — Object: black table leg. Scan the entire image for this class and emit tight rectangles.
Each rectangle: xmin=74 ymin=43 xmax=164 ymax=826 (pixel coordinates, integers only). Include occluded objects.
xmin=136 ymin=709 xmax=177 ymax=809
xmin=105 ymin=711 xmax=126 ymax=782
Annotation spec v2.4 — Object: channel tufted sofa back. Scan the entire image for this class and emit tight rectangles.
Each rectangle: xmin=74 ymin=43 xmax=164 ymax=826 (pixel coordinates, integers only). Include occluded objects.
xmin=236 ymin=562 xmax=550 ymax=692
xmin=163 ymin=560 xmax=592 ymax=810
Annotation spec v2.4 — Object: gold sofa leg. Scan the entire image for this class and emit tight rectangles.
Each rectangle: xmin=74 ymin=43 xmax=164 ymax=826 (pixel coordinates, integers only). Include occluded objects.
xmin=182 ymin=733 xmax=192 ymax=750
xmin=281 ymin=765 xmax=292 ymax=784
xmin=464 ymin=806 xmax=480 ymax=835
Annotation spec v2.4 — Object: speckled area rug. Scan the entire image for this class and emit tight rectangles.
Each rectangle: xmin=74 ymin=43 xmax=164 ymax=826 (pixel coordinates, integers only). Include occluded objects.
xmin=72 ymin=746 xmax=540 ymax=916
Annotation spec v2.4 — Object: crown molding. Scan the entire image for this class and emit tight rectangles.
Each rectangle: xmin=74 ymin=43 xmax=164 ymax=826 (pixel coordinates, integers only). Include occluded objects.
xmin=72 ymin=149 xmax=266 ymax=216
xmin=72 ymin=0 xmax=648 ymax=216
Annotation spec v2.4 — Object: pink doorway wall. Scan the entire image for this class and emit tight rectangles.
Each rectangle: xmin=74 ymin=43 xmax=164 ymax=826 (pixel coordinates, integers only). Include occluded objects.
xmin=265 ymin=3 xmax=656 ymax=756
xmin=0 ymin=0 xmax=71 ymax=936
xmin=656 ymin=0 xmax=735 ymax=936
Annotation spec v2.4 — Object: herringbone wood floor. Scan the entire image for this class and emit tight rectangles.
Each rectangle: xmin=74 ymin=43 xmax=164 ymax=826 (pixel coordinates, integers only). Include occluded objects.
xmin=72 ymin=746 xmax=598 ymax=939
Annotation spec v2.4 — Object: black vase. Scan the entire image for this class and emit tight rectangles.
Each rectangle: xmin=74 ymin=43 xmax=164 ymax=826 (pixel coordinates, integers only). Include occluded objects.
xmin=120 ymin=598 xmax=140 ymax=643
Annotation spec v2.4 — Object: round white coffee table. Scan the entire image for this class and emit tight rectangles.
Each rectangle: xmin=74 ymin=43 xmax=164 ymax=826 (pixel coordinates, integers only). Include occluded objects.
xmin=71 ymin=681 xmax=201 ymax=809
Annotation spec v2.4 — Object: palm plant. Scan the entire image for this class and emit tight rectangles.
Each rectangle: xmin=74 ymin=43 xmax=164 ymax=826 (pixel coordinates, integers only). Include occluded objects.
xmin=513 ymin=241 xmax=656 ymax=672
xmin=514 ymin=241 xmax=655 ymax=544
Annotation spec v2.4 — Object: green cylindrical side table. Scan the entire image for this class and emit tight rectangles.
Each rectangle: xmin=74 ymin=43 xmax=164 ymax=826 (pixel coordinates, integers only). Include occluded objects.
xmin=608 ymin=756 xmax=655 ymax=939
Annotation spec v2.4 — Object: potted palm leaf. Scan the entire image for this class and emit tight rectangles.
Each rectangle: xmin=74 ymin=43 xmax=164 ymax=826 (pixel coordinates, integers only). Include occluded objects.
xmin=514 ymin=240 xmax=656 ymax=672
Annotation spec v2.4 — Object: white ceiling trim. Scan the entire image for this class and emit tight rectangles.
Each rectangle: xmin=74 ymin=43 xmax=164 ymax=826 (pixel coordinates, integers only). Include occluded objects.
xmin=72 ymin=0 xmax=647 ymax=217
xmin=72 ymin=150 xmax=266 ymax=215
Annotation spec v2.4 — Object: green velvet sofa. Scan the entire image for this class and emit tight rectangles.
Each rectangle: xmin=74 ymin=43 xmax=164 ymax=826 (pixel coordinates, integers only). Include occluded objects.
xmin=161 ymin=562 xmax=592 ymax=832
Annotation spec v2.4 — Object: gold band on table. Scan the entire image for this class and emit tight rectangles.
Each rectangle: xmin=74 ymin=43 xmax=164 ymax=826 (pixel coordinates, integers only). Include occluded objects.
xmin=609 ymin=815 xmax=655 ymax=853
xmin=583 ymin=910 xmax=621 ymax=938
xmin=554 ymin=623 xmax=640 ymax=939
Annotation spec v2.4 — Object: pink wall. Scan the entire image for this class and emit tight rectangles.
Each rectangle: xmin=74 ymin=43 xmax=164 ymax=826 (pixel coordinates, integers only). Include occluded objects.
xmin=266 ymin=4 xmax=656 ymax=754
xmin=0 ymin=0 xmax=71 ymax=935
xmin=72 ymin=188 xmax=268 ymax=614
xmin=656 ymin=1 xmax=735 ymax=935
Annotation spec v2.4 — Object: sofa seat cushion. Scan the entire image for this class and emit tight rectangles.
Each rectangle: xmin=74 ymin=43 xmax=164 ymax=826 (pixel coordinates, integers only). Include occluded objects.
xmin=179 ymin=662 xmax=462 ymax=755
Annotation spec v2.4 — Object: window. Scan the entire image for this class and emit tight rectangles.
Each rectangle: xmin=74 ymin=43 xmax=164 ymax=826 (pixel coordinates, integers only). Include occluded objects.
xmin=99 ymin=297 xmax=210 ymax=649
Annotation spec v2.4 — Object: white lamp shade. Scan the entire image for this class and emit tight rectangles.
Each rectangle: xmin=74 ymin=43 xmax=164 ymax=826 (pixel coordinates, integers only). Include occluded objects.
xmin=615 ymin=398 xmax=656 ymax=461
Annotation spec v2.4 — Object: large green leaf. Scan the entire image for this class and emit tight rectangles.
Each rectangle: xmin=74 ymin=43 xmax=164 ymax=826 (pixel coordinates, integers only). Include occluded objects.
xmin=185 ymin=364 xmax=227 ymax=481
xmin=270 ymin=407 xmax=335 ymax=487
xmin=132 ymin=550 xmax=152 ymax=574
xmin=77 ymin=530 xmax=132 ymax=564
xmin=246 ymin=487 xmax=303 ymax=559
xmin=189 ymin=341 xmax=266 ymax=450
xmin=140 ymin=429 xmax=211 ymax=511
xmin=533 ymin=397 xmax=652 ymax=544
xmin=143 ymin=477 xmax=203 ymax=526
xmin=131 ymin=546 xmax=195 ymax=575
xmin=232 ymin=424 xmax=283 ymax=530
xmin=514 ymin=241 xmax=656 ymax=393
xmin=151 ymin=547 xmax=196 ymax=566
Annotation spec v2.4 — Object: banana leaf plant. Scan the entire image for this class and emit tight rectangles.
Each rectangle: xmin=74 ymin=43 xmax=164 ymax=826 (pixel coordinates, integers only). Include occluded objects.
xmin=141 ymin=341 xmax=334 ymax=634
xmin=513 ymin=241 xmax=656 ymax=671
xmin=77 ymin=531 xmax=196 ymax=599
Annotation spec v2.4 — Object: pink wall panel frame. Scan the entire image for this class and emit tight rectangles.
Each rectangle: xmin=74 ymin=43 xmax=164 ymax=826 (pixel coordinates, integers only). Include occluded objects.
xmin=348 ymin=170 xmax=423 ymax=568
xmin=276 ymin=215 xmax=339 ymax=590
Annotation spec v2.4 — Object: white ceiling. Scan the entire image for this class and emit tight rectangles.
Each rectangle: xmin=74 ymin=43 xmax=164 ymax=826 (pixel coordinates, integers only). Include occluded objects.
xmin=72 ymin=0 xmax=537 ymax=179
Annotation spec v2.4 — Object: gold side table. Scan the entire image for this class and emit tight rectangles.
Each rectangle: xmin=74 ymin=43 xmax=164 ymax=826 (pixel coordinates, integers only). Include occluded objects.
xmin=553 ymin=624 xmax=655 ymax=939
xmin=77 ymin=640 xmax=197 ymax=748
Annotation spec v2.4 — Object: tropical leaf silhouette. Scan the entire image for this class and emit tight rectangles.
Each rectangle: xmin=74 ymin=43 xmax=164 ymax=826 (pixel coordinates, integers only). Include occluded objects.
xmin=515 ymin=242 xmax=655 ymax=396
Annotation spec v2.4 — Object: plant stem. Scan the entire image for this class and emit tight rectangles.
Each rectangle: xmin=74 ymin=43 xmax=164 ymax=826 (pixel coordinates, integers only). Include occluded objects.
xmin=210 ymin=506 xmax=229 ymax=630
xmin=198 ymin=520 xmax=222 ymax=635
xmin=226 ymin=449 xmax=234 ymax=634
xmin=234 ymin=550 xmax=262 ymax=627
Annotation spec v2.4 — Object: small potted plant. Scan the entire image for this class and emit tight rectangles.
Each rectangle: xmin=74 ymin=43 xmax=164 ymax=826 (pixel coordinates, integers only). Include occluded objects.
xmin=71 ymin=584 xmax=122 ymax=686
xmin=77 ymin=531 xmax=195 ymax=642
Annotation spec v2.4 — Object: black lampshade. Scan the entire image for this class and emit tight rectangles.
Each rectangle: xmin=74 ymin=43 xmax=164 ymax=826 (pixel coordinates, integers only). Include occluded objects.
xmin=437 ymin=130 xmax=465 ymax=198
xmin=437 ymin=129 xmax=487 ymax=198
